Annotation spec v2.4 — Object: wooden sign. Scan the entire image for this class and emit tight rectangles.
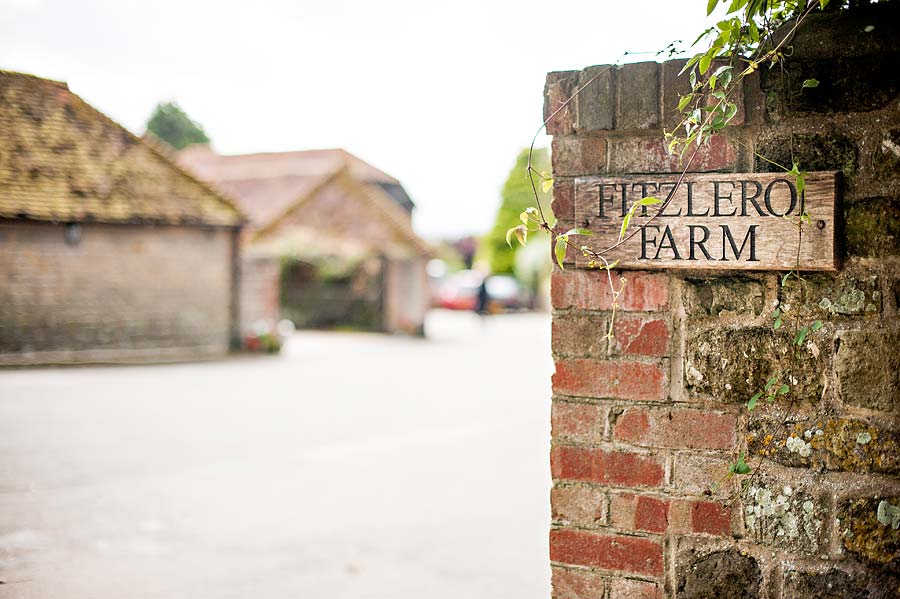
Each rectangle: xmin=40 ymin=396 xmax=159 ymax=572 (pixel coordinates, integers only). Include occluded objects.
xmin=573 ymin=171 xmax=838 ymax=271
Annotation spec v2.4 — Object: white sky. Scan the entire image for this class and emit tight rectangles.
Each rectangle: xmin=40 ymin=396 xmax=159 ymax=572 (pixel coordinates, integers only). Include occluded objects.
xmin=1 ymin=0 xmax=716 ymax=239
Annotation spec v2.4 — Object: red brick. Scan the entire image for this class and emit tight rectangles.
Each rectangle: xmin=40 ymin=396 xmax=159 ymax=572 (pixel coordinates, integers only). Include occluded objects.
xmin=551 ymin=270 xmax=668 ymax=312
xmin=552 ymin=566 xmax=606 ymax=599
xmin=551 ymin=446 xmax=664 ymax=488
xmin=611 ymin=317 xmax=669 ymax=357
xmin=552 ymin=484 xmax=607 ymax=527
xmin=608 ymin=134 xmax=736 ymax=173
xmin=608 ymin=577 xmax=663 ymax=599
xmin=545 ymin=71 xmax=578 ymax=136
xmin=609 ymin=493 xmax=669 ymax=534
xmin=552 ymin=137 xmax=608 ymax=177
xmin=552 ymin=401 xmax=606 ymax=444
xmin=552 ymin=178 xmax=576 ymax=223
xmin=550 ymin=528 xmax=664 ymax=576
xmin=552 ymin=314 xmax=607 ymax=358
xmin=691 ymin=500 xmax=732 ymax=536
xmin=635 ymin=495 xmax=669 ymax=533
xmin=612 ymin=409 xmax=736 ymax=450
xmin=553 ymin=359 xmax=668 ymax=401
xmin=670 ymin=452 xmax=735 ymax=498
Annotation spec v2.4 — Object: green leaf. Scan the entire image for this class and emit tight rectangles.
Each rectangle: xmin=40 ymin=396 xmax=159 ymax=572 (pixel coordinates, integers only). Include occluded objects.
xmin=777 ymin=384 xmax=789 ymax=395
xmin=811 ymin=320 xmax=823 ymax=332
xmin=505 ymin=227 xmax=516 ymax=248
xmin=636 ymin=196 xmax=662 ymax=207
xmin=678 ymin=94 xmax=693 ymax=112
xmin=597 ymin=259 xmax=620 ymax=270
xmin=689 ymin=69 xmax=698 ymax=89
xmin=699 ymin=52 xmax=713 ymax=75
xmin=765 ymin=376 xmax=778 ymax=391
xmin=554 ymin=236 xmax=567 ymax=269
xmin=562 ymin=228 xmax=593 ymax=237
xmin=619 ymin=211 xmax=633 ymax=241
xmin=707 ymin=0 xmax=719 ymax=15
xmin=773 ymin=308 xmax=781 ymax=319
xmin=801 ymin=78 xmax=819 ymax=89
xmin=729 ymin=453 xmax=751 ymax=475
xmin=541 ymin=177 xmax=554 ymax=193
xmin=748 ymin=391 xmax=763 ymax=411
xmin=514 ymin=225 xmax=527 ymax=247
xmin=794 ymin=326 xmax=809 ymax=346
xmin=773 ymin=317 xmax=783 ymax=330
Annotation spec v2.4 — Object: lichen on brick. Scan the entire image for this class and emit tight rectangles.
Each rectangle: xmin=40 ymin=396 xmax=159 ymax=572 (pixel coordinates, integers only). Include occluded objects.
xmin=743 ymin=480 xmax=822 ymax=554
xmin=685 ymin=326 xmax=824 ymax=403
xmin=683 ymin=276 xmax=766 ymax=319
xmin=839 ymin=496 xmax=900 ymax=565
xmin=748 ymin=414 xmax=900 ymax=476
xmin=780 ymin=271 xmax=881 ymax=320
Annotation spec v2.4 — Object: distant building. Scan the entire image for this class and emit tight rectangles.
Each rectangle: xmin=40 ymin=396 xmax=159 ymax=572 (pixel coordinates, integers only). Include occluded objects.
xmin=176 ymin=146 xmax=430 ymax=335
xmin=0 ymin=71 xmax=244 ymax=365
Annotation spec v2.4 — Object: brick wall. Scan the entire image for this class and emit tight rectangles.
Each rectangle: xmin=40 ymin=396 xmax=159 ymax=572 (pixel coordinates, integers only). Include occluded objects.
xmin=0 ymin=221 xmax=237 ymax=364
xmin=545 ymin=5 xmax=900 ymax=598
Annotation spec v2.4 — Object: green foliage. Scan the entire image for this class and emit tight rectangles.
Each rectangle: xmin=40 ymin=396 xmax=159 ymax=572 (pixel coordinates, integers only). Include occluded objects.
xmin=145 ymin=101 xmax=211 ymax=150
xmin=480 ymin=148 xmax=552 ymax=274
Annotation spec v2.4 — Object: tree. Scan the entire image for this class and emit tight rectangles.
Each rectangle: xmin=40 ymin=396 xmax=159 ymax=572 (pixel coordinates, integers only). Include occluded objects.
xmin=479 ymin=148 xmax=553 ymax=274
xmin=145 ymin=101 xmax=210 ymax=150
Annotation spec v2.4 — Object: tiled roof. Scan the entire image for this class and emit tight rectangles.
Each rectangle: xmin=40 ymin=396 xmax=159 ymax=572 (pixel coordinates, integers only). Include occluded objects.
xmin=176 ymin=146 xmax=415 ymax=215
xmin=0 ymin=71 xmax=243 ymax=227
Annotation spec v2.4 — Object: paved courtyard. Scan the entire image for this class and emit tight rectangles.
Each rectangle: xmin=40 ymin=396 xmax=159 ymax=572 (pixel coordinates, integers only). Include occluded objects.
xmin=0 ymin=310 xmax=552 ymax=599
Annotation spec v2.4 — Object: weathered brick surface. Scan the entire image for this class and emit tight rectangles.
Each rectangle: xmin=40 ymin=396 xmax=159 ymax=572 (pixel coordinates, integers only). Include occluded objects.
xmin=551 ymin=270 xmax=669 ymax=312
xmin=575 ymin=65 xmax=615 ymax=132
xmin=617 ymin=62 xmax=659 ymax=130
xmin=552 ymin=137 xmax=608 ymax=176
xmin=609 ymin=578 xmax=663 ymax=599
xmin=550 ymin=528 xmax=664 ymax=576
xmin=544 ymin=7 xmax=900 ymax=595
xmin=610 ymin=317 xmax=669 ymax=357
xmin=552 ymin=483 xmax=607 ymax=527
xmin=554 ymin=359 xmax=667 ymax=402
xmin=682 ymin=276 xmax=767 ymax=318
xmin=545 ymin=71 xmax=579 ymax=136
xmin=834 ymin=330 xmax=900 ymax=413
xmin=552 ymin=178 xmax=576 ymax=224
xmin=551 ymin=566 xmax=606 ymax=599
xmin=608 ymin=135 xmax=737 ymax=174
xmin=552 ymin=401 xmax=606 ymax=444
xmin=552 ymin=314 xmax=608 ymax=358
xmin=612 ymin=408 xmax=735 ymax=450
xmin=551 ymin=445 xmax=665 ymax=488
xmin=0 ymin=222 xmax=235 ymax=362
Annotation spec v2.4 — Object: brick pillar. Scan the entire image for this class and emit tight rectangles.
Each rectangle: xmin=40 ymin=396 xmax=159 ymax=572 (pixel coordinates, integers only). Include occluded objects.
xmin=545 ymin=5 xmax=900 ymax=598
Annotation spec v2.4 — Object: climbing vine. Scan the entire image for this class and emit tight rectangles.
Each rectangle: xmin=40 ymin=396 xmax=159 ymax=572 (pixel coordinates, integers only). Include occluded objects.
xmin=513 ymin=0 xmax=890 ymax=509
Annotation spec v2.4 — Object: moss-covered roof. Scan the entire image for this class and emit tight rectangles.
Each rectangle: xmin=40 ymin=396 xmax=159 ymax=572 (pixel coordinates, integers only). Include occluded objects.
xmin=0 ymin=71 xmax=243 ymax=227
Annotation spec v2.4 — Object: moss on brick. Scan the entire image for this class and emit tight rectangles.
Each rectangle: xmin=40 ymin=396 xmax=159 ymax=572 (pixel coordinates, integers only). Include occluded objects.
xmin=783 ymin=565 xmax=900 ymax=599
xmin=779 ymin=271 xmax=881 ymax=321
xmin=845 ymin=197 xmax=900 ymax=258
xmin=683 ymin=276 xmax=766 ymax=318
xmin=685 ymin=326 xmax=825 ymax=403
xmin=839 ymin=496 xmax=900 ymax=566
xmin=748 ymin=414 xmax=900 ymax=475
xmin=835 ymin=330 xmax=900 ymax=413
xmin=755 ymin=133 xmax=857 ymax=178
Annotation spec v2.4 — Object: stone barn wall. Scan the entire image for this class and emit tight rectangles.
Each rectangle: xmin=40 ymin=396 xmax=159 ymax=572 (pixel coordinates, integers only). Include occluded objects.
xmin=545 ymin=5 xmax=900 ymax=598
xmin=0 ymin=221 xmax=238 ymax=364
